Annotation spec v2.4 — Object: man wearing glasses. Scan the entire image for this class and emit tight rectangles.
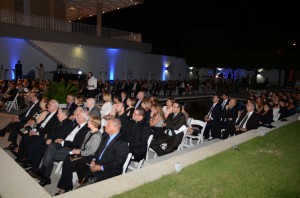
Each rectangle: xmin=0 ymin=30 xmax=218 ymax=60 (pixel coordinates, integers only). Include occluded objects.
xmin=150 ymin=102 xmax=186 ymax=156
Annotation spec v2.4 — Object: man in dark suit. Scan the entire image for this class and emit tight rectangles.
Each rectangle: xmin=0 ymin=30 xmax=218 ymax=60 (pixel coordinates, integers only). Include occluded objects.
xmin=16 ymin=107 xmax=72 ymax=170
xmin=121 ymin=91 xmax=128 ymax=109
xmin=17 ymin=100 xmax=59 ymax=163
xmin=150 ymin=102 xmax=187 ymax=156
xmin=203 ymin=95 xmax=222 ymax=140
xmin=28 ymin=110 xmax=90 ymax=186
xmin=220 ymin=93 xmax=230 ymax=121
xmin=221 ymin=98 xmax=238 ymax=139
xmin=86 ymin=97 xmax=101 ymax=118
xmin=235 ymin=101 xmax=260 ymax=135
xmin=122 ymin=107 xmax=151 ymax=162
xmin=1 ymin=92 xmax=41 ymax=149
xmin=135 ymin=90 xmax=144 ymax=109
xmin=79 ymin=118 xmax=129 ymax=185
xmin=15 ymin=60 xmax=23 ymax=81
xmin=66 ymin=94 xmax=77 ymax=117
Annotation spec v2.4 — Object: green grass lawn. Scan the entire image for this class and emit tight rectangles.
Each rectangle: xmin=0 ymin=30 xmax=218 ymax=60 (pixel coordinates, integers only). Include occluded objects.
xmin=114 ymin=121 xmax=300 ymax=198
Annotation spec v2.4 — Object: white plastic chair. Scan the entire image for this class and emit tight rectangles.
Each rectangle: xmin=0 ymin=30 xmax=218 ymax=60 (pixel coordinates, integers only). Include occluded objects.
xmin=122 ymin=153 xmax=133 ymax=174
xmin=5 ymin=93 xmax=19 ymax=112
xmin=186 ymin=119 xmax=207 ymax=146
xmin=129 ymin=134 xmax=153 ymax=170
xmin=54 ymin=161 xmax=63 ymax=174
xmin=148 ymin=125 xmax=188 ymax=159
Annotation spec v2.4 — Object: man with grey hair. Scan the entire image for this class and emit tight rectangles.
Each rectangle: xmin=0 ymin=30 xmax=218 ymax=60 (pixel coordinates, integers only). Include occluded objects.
xmin=85 ymin=97 xmax=101 ymax=118
xmin=235 ymin=101 xmax=260 ymax=135
xmin=28 ymin=110 xmax=90 ymax=186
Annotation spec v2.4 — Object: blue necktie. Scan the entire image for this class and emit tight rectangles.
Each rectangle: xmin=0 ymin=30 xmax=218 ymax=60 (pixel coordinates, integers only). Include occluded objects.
xmin=98 ymin=136 xmax=112 ymax=160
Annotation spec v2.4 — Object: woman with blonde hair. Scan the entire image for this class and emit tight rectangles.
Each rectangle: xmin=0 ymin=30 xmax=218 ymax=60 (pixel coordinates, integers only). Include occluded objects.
xmin=150 ymin=104 xmax=165 ymax=139
xmin=56 ymin=115 xmax=102 ymax=195
xmin=141 ymin=98 xmax=152 ymax=123
xmin=100 ymin=92 xmax=112 ymax=132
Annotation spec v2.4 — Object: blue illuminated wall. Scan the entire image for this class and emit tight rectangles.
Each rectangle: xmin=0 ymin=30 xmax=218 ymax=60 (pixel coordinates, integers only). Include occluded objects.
xmin=4 ymin=38 xmax=25 ymax=80
xmin=106 ymin=48 xmax=120 ymax=80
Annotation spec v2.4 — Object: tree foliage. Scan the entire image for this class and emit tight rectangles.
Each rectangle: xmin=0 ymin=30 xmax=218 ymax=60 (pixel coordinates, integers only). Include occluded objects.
xmin=44 ymin=81 xmax=78 ymax=104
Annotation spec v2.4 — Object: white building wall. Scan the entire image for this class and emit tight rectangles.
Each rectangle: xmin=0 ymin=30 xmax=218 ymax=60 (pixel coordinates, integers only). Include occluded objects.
xmin=0 ymin=37 xmax=286 ymax=85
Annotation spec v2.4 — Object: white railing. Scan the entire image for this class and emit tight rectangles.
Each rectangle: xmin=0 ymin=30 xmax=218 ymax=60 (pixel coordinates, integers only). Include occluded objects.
xmin=28 ymin=40 xmax=93 ymax=72
xmin=0 ymin=9 xmax=142 ymax=42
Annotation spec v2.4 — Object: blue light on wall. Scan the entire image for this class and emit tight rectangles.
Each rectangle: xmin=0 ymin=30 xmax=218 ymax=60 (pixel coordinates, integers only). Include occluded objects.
xmin=162 ymin=56 xmax=168 ymax=81
xmin=107 ymin=48 xmax=120 ymax=80
xmin=5 ymin=38 xmax=24 ymax=80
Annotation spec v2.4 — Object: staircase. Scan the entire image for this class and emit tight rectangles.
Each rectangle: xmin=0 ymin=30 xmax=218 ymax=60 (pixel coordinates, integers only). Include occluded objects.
xmin=26 ymin=40 xmax=92 ymax=72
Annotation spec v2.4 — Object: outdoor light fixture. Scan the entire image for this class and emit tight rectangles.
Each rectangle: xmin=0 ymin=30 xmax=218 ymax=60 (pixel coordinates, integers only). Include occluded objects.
xmin=78 ymin=70 xmax=82 ymax=75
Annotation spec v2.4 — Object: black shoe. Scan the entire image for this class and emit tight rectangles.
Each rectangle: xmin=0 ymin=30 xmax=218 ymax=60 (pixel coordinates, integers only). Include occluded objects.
xmin=28 ymin=169 xmax=44 ymax=180
xmin=54 ymin=189 xmax=69 ymax=196
xmin=3 ymin=143 xmax=17 ymax=151
xmin=39 ymin=178 xmax=51 ymax=187
xmin=20 ymin=162 xmax=33 ymax=169
xmin=10 ymin=150 xmax=19 ymax=157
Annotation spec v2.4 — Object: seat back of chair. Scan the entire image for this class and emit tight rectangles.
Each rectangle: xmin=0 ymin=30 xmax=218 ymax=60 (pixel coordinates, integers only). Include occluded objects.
xmin=5 ymin=92 xmax=19 ymax=112
xmin=189 ymin=119 xmax=207 ymax=135
xmin=122 ymin=153 xmax=132 ymax=174
xmin=175 ymin=125 xmax=188 ymax=151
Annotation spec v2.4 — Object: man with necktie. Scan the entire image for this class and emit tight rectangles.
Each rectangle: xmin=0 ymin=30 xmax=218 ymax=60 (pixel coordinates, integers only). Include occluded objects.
xmin=203 ymin=95 xmax=222 ymax=140
xmin=77 ymin=118 xmax=129 ymax=186
xmin=235 ymin=101 xmax=260 ymax=135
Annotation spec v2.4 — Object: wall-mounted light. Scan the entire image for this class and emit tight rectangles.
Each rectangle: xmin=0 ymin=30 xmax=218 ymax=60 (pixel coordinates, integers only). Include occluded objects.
xmin=189 ymin=67 xmax=193 ymax=70
xmin=78 ymin=70 xmax=82 ymax=75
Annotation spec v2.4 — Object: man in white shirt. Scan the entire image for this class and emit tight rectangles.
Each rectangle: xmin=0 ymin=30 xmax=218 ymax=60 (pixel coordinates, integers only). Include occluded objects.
xmin=86 ymin=72 xmax=98 ymax=98
xmin=235 ymin=101 xmax=260 ymax=135
xmin=28 ymin=110 xmax=90 ymax=186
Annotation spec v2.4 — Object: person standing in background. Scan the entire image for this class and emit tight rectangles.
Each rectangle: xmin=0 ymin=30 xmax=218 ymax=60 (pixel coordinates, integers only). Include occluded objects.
xmin=86 ymin=72 xmax=98 ymax=99
xmin=0 ymin=65 xmax=6 ymax=80
xmin=15 ymin=60 xmax=23 ymax=81
xmin=39 ymin=63 xmax=45 ymax=80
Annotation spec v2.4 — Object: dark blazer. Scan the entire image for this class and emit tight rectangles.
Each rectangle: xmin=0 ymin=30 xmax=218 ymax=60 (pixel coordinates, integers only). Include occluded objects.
xmin=165 ymin=112 xmax=187 ymax=130
xmin=224 ymin=105 xmax=238 ymax=125
xmin=220 ymin=99 xmax=230 ymax=119
xmin=67 ymin=102 xmax=77 ymax=117
xmin=260 ymin=109 xmax=273 ymax=125
xmin=18 ymin=101 xmax=42 ymax=122
xmin=89 ymin=105 xmax=101 ymax=118
xmin=236 ymin=111 xmax=260 ymax=131
xmin=126 ymin=119 xmax=151 ymax=161
xmin=47 ymin=118 xmax=74 ymax=141
xmin=36 ymin=111 xmax=60 ymax=137
xmin=209 ymin=103 xmax=222 ymax=122
xmin=94 ymin=132 xmax=129 ymax=179
xmin=64 ymin=123 xmax=89 ymax=149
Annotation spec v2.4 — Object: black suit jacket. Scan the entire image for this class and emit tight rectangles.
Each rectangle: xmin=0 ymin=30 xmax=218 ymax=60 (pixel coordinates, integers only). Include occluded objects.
xmin=64 ymin=123 xmax=89 ymax=149
xmin=209 ymin=103 xmax=222 ymax=122
xmin=126 ymin=119 xmax=151 ymax=161
xmin=165 ymin=112 xmax=187 ymax=130
xmin=18 ymin=101 xmax=41 ymax=123
xmin=67 ymin=102 xmax=77 ymax=117
xmin=47 ymin=118 xmax=74 ymax=141
xmin=36 ymin=111 xmax=60 ymax=137
xmin=94 ymin=132 xmax=129 ymax=177
xmin=224 ymin=105 xmax=238 ymax=125
xmin=236 ymin=111 xmax=260 ymax=131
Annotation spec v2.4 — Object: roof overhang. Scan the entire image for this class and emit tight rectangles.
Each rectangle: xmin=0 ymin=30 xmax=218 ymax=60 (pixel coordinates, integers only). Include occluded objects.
xmin=66 ymin=0 xmax=143 ymax=21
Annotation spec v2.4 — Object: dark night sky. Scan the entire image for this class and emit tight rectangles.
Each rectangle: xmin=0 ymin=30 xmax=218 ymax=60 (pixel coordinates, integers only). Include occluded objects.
xmin=99 ymin=0 xmax=300 ymax=57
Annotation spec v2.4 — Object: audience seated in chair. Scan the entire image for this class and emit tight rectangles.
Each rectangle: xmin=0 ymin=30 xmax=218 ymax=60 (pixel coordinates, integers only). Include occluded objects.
xmin=150 ymin=102 xmax=187 ymax=156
